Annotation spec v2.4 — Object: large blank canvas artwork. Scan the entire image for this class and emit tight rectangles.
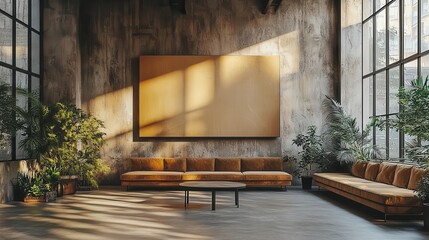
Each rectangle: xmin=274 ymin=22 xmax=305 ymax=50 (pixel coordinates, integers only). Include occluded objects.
xmin=139 ymin=55 xmax=280 ymax=137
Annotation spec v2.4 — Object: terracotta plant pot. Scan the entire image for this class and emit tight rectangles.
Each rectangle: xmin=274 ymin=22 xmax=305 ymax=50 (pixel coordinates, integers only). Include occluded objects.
xmin=61 ymin=176 xmax=78 ymax=195
xmin=24 ymin=191 xmax=57 ymax=203
xmin=301 ymin=176 xmax=313 ymax=190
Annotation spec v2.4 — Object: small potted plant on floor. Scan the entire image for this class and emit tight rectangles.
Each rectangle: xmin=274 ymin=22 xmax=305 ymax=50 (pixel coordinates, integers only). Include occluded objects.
xmin=292 ymin=125 xmax=328 ymax=189
xmin=416 ymin=175 xmax=429 ymax=230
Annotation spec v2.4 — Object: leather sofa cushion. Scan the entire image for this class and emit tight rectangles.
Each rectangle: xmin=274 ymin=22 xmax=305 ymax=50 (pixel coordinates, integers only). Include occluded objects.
xmin=314 ymin=173 xmax=421 ymax=207
xmin=375 ymin=162 xmax=397 ymax=184
xmin=243 ymin=171 xmax=292 ymax=181
xmin=121 ymin=171 xmax=183 ymax=181
xmin=351 ymin=161 xmax=367 ymax=178
xmin=130 ymin=157 xmax=164 ymax=171
xmin=215 ymin=158 xmax=241 ymax=172
xmin=364 ymin=162 xmax=380 ymax=181
xmin=241 ymin=157 xmax=283 ymax=171
xmin=182 ymin=171 xmax=243 ymax=181
xmin=392 ymin=164 xmax=412 ymax=188
xmin=408 ymin=167 xmax=428 ymax=190
xmin=164 ymin=158 xmax=186 ymax=172
xmin=186 ymin=158 xmax=215 ymax=171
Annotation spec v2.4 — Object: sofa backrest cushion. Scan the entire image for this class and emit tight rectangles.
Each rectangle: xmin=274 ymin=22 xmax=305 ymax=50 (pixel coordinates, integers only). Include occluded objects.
xmin=375 ymin=162 xmax=397 ymax=184
xmin=241 ymin=157 xmax=282 ymax=172
xmin=351 ymin=161 xmax=367 ymax=178
xmin=408 ymin=167 xmax=428 ymax=190
xmin=186 ymin=158 xmax=215 ymax=171
xmin=130 ymin=157 xmax=164 ymax=171
xmin=392 ymin=164 xmax=413 ymax=188
xmin=364 ymin=162 xmax=380 ymax=181
xmin=215 ymin=158 xmax=241 ymax=172
xmin=164 ymin=158 xmax=186 ymax=172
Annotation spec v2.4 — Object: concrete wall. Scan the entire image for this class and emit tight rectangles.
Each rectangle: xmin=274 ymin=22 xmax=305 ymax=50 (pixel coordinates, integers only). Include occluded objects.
xmin=341 ymin=0 xmax=362 ymax=126
xmin=40 ymin=0 xmax=339 ymax=185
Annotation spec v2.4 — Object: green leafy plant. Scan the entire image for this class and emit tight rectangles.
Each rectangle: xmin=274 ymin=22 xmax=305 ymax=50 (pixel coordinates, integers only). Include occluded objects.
xmin=415 ymin=175 xmax=429 ymax=203
xmin=0 ymin=83 xmax=16 ymax=149
xmin=377 ymin=77 xmax=429 ymax=164
xmin=291 ymin=125 xmax=327 ymax=177
xmin=16 ymin=172 xmax=50 ymax=197
xmin=42 ymin=103 xmax=108 ymax=189
xmin=324 ymin=96 xmax=381 ymax=162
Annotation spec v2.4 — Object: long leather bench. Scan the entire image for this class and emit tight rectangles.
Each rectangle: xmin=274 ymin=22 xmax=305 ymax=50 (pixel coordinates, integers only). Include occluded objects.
xmin=121 ymin=157 xmax=292 ymax=188
xmin=314 ymin=161 xmax=427 ymax=218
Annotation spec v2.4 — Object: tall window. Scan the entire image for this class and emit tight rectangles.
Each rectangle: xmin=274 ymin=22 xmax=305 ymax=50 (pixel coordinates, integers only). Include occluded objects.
xmin=0 ymin=0 xmax=41 ymax=161
xmin=363 ymin=0 xmax=429 ymax=159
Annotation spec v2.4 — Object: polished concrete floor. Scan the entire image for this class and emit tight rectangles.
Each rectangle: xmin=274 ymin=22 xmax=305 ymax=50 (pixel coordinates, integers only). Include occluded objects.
xmin=0 ymin=186 xmax=428 ymax=240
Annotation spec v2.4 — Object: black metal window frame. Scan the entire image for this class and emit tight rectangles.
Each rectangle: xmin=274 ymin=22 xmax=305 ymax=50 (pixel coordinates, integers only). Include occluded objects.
xmin=0 ymin=0 xmax=43 ymax=162
xmin=362 ymin=0 xmax=429 ymax=159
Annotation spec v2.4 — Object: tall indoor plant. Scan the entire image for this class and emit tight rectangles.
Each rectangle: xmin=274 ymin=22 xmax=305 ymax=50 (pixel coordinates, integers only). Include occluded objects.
xmin=323 ymin=96 xmax=381 ymax=162
xmin=292 ymin=125 xmax=328 ymax=189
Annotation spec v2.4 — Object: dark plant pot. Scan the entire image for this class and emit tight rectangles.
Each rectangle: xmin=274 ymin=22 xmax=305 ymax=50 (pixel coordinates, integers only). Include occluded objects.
xmin=301 ymin=176 xmax=313 ymax=190
xmin=424 ymin=203 xmax=429 ymax=231
xmin=13 ymin=185 xmax=24 ymax=202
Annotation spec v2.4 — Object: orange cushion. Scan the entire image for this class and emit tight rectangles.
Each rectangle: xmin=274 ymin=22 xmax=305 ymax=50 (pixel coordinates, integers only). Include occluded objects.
xmin=408 ymin=167 xmax=428 ymax=190
xmin=243 ymin=171 xmax=292 ymax=181
xmin=130 ymin=157 xmax=164 ymax=171
xmin=120 ymin=171 xmax=183 ymax=181
xmin=375 ymin=162 xmax=397 ymax=185
xmin=164 ymin=158 xmax=186 ymax=172
xmin=186 ymin=158 xmax=215 ymax=171
xmin=241 ymin=157 xmax=282 ymax=171
xmin=182 ymin=171 xmax=243 ymax=181
xmin=351 ymin=161 xmax=367 ymax=178
xmin=215 ymin=158 xmax=241 ymax=171
xmin=392 ymin=164 xmax=412 ymax=188
xmin=364 ymin=162 xmax=380 ymax=181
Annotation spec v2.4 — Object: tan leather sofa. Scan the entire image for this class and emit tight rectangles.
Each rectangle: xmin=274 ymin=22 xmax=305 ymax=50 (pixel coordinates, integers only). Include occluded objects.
xmin=121 ymin=157 xmax=292 ymax=188
xmin=314 ymin=161 xmax=427 ymax=218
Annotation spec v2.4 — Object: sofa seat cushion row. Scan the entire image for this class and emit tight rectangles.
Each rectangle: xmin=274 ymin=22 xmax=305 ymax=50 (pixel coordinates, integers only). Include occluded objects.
xmin=121 ymin=171 xmax=293 ymax=182
xmin=314 ymin=173 xmax=420 ymax=207
xmin=121 ymin=171 xmax=184 ymax=181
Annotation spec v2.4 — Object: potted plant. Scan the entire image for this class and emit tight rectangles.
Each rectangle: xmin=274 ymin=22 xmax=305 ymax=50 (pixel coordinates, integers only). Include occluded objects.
xmin=16 ymin=172 xmax=57 ymax=203
xmin=324 ymin=96 xmax=381 ymax=163
xmin=292 ymin=125 xmax=327 ymax=189
xmin=415 ymin=175 xmax=429 ymax=230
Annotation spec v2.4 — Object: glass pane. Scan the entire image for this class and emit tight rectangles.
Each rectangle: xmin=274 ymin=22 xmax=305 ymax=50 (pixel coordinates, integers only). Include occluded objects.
xmin=0 ymin=13 xmax=13 ymax=64
xmin=389 ymin=66 xmax=400 ymax=113
xmin=376 ymin=117 xmax=387 ymax=158
xmin=389 ymin=1 xmax=400 ymax=63
xmin=389 ymin=125 xmax=400 ymax=158
xmin=16 ymin=0 xmax=28 ymax=24
xmin=31 ymin=76 xmax=40 ymax=96
xmin=376 ymin=10 xmax=386 ymax=70
xmin=404 ymin=60 xmax=418 ymax=88
xmin=0 ymin=0 xmax=12 ymax=15
xmin=364 ymin=0 xmax=374 ymax=20
xmin=404 ymin=0 xmax=418 ymax=58
xmin=31 ymin=0 xmax=40 ymax=31
xmin=15 ymin=72 xmax=28 ymax=159
xmin=376 ymin=71 xmax=387 ymax=116
xmin=376 ymin=0 xmax=386 ymax=11
xmin=421 ymin=54 xmax=429 ymax=79
xmin=16 ymin=22 xmax=28 ymax=70
xmin=0 ymin=66 xmax=12 ymax=161
xmin=363 ymin=76 xmax=374 ymax=126
xmin=364 ymin=18 xmax=374 ymax=75
xmin=422 ymin=0 xmax=429 ymax=51
xmin=31 ymin=32 xmax=39 ymax=74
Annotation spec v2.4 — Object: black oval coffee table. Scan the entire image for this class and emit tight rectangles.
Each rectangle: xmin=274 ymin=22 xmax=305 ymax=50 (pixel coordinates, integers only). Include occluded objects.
xmin=179 ymin=181 xmax=246 ymax=211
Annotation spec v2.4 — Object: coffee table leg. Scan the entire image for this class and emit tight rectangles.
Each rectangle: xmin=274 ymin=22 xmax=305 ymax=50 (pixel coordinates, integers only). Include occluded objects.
xmin=186 ymin=191 xmax=190 ymax=204
xmin=235 ymin=189 xmax=240 ymax=208
xmin=212 ymin=191 xmax=216 ymax=211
